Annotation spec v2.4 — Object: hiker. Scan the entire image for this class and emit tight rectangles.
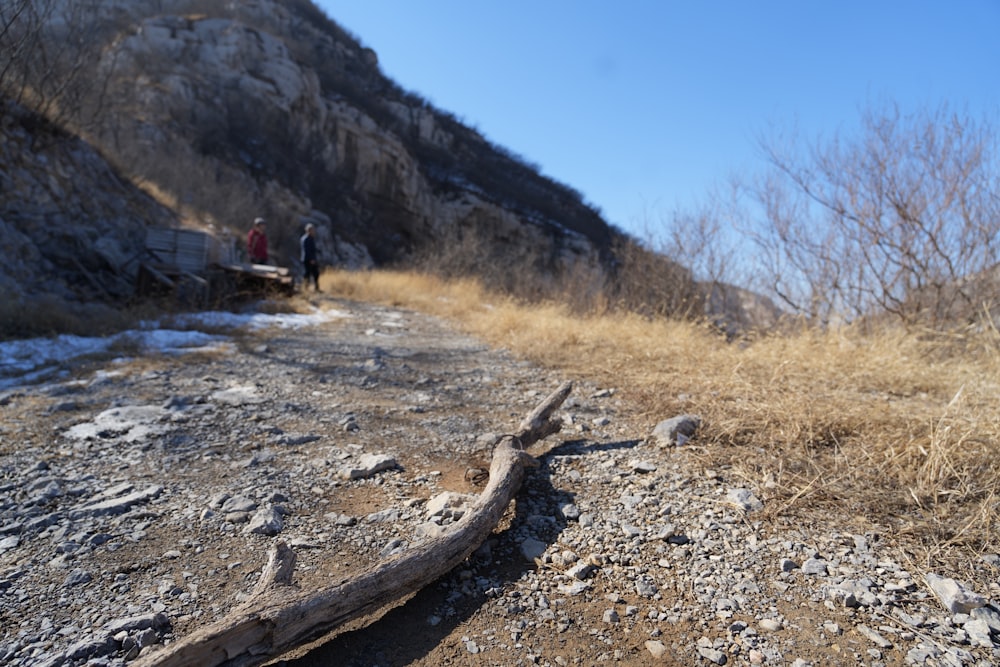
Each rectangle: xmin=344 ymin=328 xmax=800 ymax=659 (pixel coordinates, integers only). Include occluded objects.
xmin=300 ymin=223 xmax=320 ymax=291
xmin=247 ymin=217 xmax=268 ymax=264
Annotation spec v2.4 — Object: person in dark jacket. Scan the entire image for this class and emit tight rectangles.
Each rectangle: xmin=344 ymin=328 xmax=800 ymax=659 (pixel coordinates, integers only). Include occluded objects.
xmin=247 ymin=217 xmax=268 ymax=264
xmin=300 ymin=223 xmax=320 ymax=291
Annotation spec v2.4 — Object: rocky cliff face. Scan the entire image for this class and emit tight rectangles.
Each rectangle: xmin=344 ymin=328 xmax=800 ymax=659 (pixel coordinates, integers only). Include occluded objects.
xmin=0 ymin=101 xmax=179 ymax=305
xmin=0 ymin=0 xmax=610 ymax=311
xmin=90 ymin=0 xmax=607 ymax=269
xmin=0 ymin=0 xmax=780 ymax=334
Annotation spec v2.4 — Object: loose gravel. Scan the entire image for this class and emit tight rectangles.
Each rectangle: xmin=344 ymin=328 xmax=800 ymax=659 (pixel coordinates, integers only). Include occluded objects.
xmin=1 ymin=297 xmax=998 ymax=667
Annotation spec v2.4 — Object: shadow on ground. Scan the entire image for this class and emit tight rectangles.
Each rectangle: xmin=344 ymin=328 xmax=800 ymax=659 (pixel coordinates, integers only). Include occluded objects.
xmin=282 ymin=438 xmax=641 ymax=667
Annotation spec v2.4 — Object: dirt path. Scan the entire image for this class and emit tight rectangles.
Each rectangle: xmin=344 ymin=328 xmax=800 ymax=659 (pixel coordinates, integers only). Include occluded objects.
xmin=1 ymin=297 xmax=995 ymax=666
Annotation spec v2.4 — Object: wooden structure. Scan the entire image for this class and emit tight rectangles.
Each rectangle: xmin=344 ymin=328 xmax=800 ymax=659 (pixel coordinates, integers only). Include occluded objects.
xmin=136 ymin=382 xmax=574 ymax=667
xmin=136 ymin=228 xmax=294 ymax=305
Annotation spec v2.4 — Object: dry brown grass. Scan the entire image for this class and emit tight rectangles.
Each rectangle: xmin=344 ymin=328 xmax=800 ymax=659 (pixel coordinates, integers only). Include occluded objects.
xmin=321 ymin=267 xmax=1000 ymax=575
xmin=0 ymin=294 xmax=142 ymax=341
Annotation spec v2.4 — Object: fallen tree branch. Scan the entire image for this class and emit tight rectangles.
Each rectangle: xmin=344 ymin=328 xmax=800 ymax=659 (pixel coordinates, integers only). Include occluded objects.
xmin=136 ymin=381 xmax=573 ymax=667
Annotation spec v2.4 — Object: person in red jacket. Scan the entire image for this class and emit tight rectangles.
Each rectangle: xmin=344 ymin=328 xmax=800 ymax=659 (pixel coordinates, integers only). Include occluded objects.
xmin=247 ymin=217 xmax=268 ymax=264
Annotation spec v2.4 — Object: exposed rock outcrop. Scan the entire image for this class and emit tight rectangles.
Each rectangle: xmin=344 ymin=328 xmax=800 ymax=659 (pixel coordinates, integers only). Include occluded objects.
xmin=1 ymin=0 xmax=610 ymax=309
xmin=91 ymin=0 xmax=607 ymax=272
xmin=0 ymin=0 xmax=777 ymax=334
xmin=0 ymin=101 xmax=178 ymax=304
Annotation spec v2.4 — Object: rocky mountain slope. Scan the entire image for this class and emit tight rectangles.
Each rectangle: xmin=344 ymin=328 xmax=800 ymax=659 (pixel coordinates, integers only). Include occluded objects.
xmin=94 ymin=0 xmax=609 ymax=258
xmin=0 ymin=100 xmax=179 ymax=306
xmin=0 ymin=0 xmax=609 ymax=306
xmin=0 ymin=0 xmax=780 ymax=332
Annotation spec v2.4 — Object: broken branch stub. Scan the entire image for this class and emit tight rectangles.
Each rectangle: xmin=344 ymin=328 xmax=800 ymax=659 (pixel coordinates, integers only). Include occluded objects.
xmin=136 ymin=380 xmax=573 ymax=667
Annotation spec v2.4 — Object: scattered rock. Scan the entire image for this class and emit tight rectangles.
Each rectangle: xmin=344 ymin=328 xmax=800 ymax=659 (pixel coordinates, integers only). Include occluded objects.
xmin=856 ymin=624 xmax=893 ymax=649
xmin=925 ymin=573 xmax=987 ymax=614
xmin=801 ymin=558 xmax=828 ymax=576
xmin=245 ymin=507 xmax=284 ymax=536
xmin=426 ymin=491 xmax=476 ymax=519
xmin=1 ymin=299 xmax=996 ymax=667
xmin=725 ymin=488 xmax=763 ymax=512
xmin=759 ymin=618 xmax=782 ymax=632
xmin=650 ymin=414 xmax=701 ymax=446
xmin=210 ymin=385 xmax=264 ymax=406
xmin=697 ymin=645 xmax=727 ymax=665
xmin=339 ymin=453 xmax=397 ymax=480
xmin=68 ymin=484 xmax=163 ymax=519
xmin=520 ymin=538 xmax=547 ymax=562
xmin=645 ymin=640 xmax=667 ymax=658
xmin=63 ymin=568 xmax=93 ymax=587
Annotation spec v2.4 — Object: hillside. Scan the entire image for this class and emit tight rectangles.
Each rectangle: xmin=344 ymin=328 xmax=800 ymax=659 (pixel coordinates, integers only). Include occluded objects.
xmin=0 ymin=1 xmax=601 ymax=307
xmin=0 ymin=0 xmax=782 ymax=337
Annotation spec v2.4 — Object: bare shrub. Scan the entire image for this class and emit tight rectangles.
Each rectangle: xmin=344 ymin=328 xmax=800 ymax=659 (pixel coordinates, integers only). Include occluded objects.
xmin=406 ymin=218 xmax=557 ymax=304
xmin=407 ymin=219 xmax=707 ymax=321
xmin=404 ymin=209 xmax=707 ymax=321
xmin=0 ymin=0 xmax=55 ymax=108
xmin=605 ymin=236 xmax=703 ymax=319
xmin=0 ymin=0 xmax=119 ymax=132
xmin=658 ymin=182 xmax=748 ymax=289
xmin=622 ymin=188 xmax=782 ymax=333
xmin=751 ymin=103 xmax=1000 ymax=327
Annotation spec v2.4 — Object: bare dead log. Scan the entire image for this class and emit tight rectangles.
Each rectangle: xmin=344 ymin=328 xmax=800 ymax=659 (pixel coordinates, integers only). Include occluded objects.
xmin=136 ymin=381 xmax=573 ymax=667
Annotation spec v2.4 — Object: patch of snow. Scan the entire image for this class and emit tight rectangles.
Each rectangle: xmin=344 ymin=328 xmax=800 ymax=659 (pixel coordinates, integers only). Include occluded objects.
xmin=166 ymin=307 xmax=348 ymax=331
xmin=65 ymin=405 xmax=169 ymax=441
xmin=1 ymin=334 xmax=115 ymax=374
xmin=0 ymin=307 xmax=348 ymax=390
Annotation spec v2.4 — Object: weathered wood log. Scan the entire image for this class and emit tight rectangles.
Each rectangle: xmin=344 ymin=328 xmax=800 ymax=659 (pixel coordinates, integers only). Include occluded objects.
xmin=136 ymin=381 xmax=573 ymax=667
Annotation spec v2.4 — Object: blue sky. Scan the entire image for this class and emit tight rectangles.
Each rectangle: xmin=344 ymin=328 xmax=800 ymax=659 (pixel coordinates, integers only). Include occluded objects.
xmin=316 ymin=1 xmax=999 ymax=240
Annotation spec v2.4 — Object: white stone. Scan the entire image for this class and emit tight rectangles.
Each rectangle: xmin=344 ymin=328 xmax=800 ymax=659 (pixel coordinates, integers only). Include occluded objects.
xmin=645 ymin=640 xmax=667 ymax=658
xmin=726 ymin=488 xmax=764 ymax=512
xmin=925 ymin=573 xmax=987 ymax=614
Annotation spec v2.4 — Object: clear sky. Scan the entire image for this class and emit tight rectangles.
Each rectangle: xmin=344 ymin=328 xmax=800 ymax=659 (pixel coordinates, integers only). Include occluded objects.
xmin=316 ymin=1 xmax=999 ymax=240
